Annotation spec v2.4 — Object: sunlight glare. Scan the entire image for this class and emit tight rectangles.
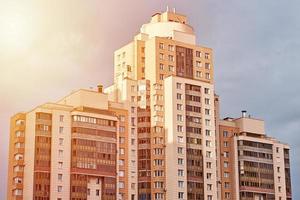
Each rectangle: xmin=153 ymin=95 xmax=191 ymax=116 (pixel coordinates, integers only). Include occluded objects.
xmin=0 ymin=2 xmax=37 ymax=53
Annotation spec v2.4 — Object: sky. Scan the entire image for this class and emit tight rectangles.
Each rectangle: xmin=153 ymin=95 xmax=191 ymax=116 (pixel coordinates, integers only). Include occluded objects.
xmin=0 ymin=0 xmax=299 ymax=199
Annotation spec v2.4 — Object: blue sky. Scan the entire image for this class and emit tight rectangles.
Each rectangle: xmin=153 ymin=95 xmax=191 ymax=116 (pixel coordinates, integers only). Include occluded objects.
xmin=0 ymin=0 xmax=298 ymax=199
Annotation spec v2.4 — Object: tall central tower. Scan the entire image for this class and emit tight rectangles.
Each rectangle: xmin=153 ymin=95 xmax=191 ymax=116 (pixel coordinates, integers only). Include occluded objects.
xmin=106 ymin=9 xmax=217 ymax=200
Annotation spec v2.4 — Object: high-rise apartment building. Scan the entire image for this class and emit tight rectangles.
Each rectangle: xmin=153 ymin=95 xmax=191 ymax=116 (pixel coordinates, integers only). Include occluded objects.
xmin=7 ymin=9 xmax=292 ymax=200
xmin=7 ymin=89 xmax=124 ymax=200
xmin=218 ymin=111 xmax=292 ymax=200
xmin=105 ymin=10 xmax=217 ymax=200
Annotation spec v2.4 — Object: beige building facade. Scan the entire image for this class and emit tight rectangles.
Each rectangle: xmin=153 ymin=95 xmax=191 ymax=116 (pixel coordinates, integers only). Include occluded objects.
xmin=218 ymin=112 xmax=292 ymax=200
xmin=7 ymin=9 xmax=292 ymax=200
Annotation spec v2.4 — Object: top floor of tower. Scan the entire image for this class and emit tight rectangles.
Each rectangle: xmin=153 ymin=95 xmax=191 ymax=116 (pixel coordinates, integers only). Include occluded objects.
xmin=112 ymin=9 xmax=213 ymax=85
xmin=140 ymin=9 xmax=196 ymax=45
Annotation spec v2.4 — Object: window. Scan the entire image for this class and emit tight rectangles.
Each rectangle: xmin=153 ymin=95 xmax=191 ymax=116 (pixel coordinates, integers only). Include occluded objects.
xmin=276 ymin=147 xmax=279 ymax=153
xmin=196 ymin=51 xmax=201 ymax=57
xmin=14 ymin=154 xmax=23 ymax=160
xmin=57 ymin=186 xmax=62 ymax=192
xmin=178 ymin=192 xmax=184 ymax=199
xmin=131 ymin=106 xmax=135 ymax=113
xmin=159 ymin=43 xmax=164 ymax=49
xmin=159 ymin=63 xmax=164 ymax=70
xmin=177 ymin=125 xmax=183 ymax=132
xmin=205 ymin=73 xmax=210 ymax=79
xmin=207 ymin=184 xmax=212 ymax=191
xmin=120 ymin=115 xmax=125 ymax=122
xmin=205 ymin=63 xmax=210 ymax=69
xmin=58 ymin=162 xmax=63 ymax=169
xmin=224 ymin=161 xmax=229 ymax=168
xmin=168 ymin=45 xmax=174 ymax=51
xmin=13 ymin=189 xmax=22 ymax=196
xmin=224 ymin=152 xmax=229 ymax=158
xmin=119 ymin=159 xmax=125 ymax=166
xmin=119 ymin=170 xmax=125 ymax=177
xmin=154 ymin=148 xmax=163 ymax=155
xmin=178 ymin=169 xmax=184 ymax=176
xmin=177 ymin=114 xmax=183 ymax=122
xmin=178 ymin=181 xmax=184 ymax=188
xmin=58 ymin=174 xmax=63 ymax=181
xmin=59 ymin=115 xmax=64 ymax=122
xmin=205 ymin=109 xmax=210 ymax=115
xmin=120 ymin=148 xmax=125 ymax=155
xmin=178 ymin=158 xmax=184 ymax=165
xmin=15 ymin=119 xmax=25 ymax=126
xmin=154 ymin=181 xmax=164 ymax=188
xmin=131 ymin=183 xmax=136 ymax=189
xmin=58 ymin=150 xmax=63 ymax=157
xmin=131 ymin=96 xmax=135 ymax=102
xmin=205 ymin=53 xmax=210 ymax=59
xmin=178 ymin=147 xmax=183 ymax=154
xmin=153 ymin=83 xmax=163 ymax=90
xmin=176 ymin=83 xmax=182 ymax=89
xmin=224 ymin=172 xmax=229 ymax=178
xmin=59 ymin=126 xmax=63 ymax=133
xmin=207 ymin=195 xmax=213 ymax=200
xmin=59 ymin=138 xmax=63 ymax=145
xmin=96 ymin=189 xmax=100 ymax=196
xmin=154 ymin=159 xmax=164 ymax=166
xmin=224 ymin=182 xmax=230 ymax=189
xmin=277 ymin=167 xmax=280 ymax=173
xmin=224 ymin=141 xmax=229 ymax=147
xmin=204 ymin=88 xmax=210 ymax=94
xmin=206 ymin=151 xmax=212 ymax=158
xmin=177 ymin=104 xmax=183 ymax=110
xmin=177 ymin=136 xmax=184 ymax=143
xmin=206 ymin=162 xmax=212 ymax=169
xmin=155 ymin=193 xmax=163 ymax=199
xmin=119 ymin=126 xmax=125 ymax=133
xmin=196 ymin=71 xmax=202 ymax=78
xmin=205 ymin=129 xmax=211 ymax=136
xmin=15 ymin=131 xmax=23 ymax=137
xmin=119 ymin=182 xmax=125 ymax=189
xmin=169 ymin=65 xmax=174 ymax=72
xmin=196 ymin=61 xmax=201 ymax=67
xmin=206 ymin=140 xmax=212 ymax=147
xmin=205 ymin=98 xmax=210 ymax=105
xmin=131 ymin=117 xmax=135 ymax=126
xmin=119 ymin=137 xmax=125 ymax=144
xmin=154 ymin=170 xmax=164 ymax=177
xmin=159 ymin=53 xmax=164 ymax=60
xmin=223 ymin=131 xmax=228 ymax=137
xmin=14 ymin=177 xmax=22 ymax=184
xmin=205 ymin=119 xmax=211 ymax=126
xmin=225 ymin=192 xmax=230 ymax=199
xmin=177 ymin=93 xmax=182 ymax=100
xmin=159 ymin=74 xmax=164 ymax=80
xmin=127 ymin=65 xmax=133 ymax=72
xmin=207 ymin=173 xmax=212 ymax=179
xmin=131 ymin=128 xmax=135 ymax=135
xmin=168 ymin=55 xmax=174 ymax=62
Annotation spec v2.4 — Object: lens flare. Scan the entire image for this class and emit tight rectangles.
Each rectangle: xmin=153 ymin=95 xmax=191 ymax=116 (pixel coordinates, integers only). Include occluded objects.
xmin=0 ymin=2 xmax=36 ymax=53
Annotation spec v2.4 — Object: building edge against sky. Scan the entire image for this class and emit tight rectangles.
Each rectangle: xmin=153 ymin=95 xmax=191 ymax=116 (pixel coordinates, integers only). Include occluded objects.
xmin=7 ymin=9 xmax=292 ymax=200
